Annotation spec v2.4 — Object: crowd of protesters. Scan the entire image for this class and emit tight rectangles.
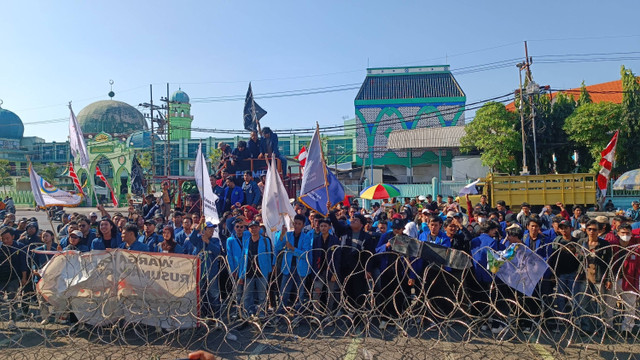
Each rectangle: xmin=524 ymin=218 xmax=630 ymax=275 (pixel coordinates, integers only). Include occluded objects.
xmin=3 ymin=171 xmax=640 ymax=342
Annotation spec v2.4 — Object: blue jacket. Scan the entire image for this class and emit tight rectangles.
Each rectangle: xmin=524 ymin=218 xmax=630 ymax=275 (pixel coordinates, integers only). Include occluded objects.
xmin=65 ymin=244 xmax=90 ymax=252
xmin=239 ymin=234 xmax=274 ymax=279
xmin=175 ymin=229 xmax=192 ymax=246
xmin=90 ymin=234 xmax=123 ymax=250
xmin=412 ymin=231 xmax=450 ymax=278
xmin=138 ymin=232 xmax=162 ymax=249
xmin=227 ymin=231 xmax=249 ymax=274
xmin=186 ymin=230 xmax=223 ymax=281
xmin=260 ymin=132 xmax=281 ymax=157
xmin=375 ymin=231 xmax=398 ymax=271
xmin=470 ymin=233 xmax=503 ymax=284
xmin=275 ymin=230 xmax=313 ymax=277
xmin=224 ymin=186 xmax=244 ymax=208
xmin=242 ymin=180 xmax=261 ymax=207
xmin=150 ymin=242 xmax=183 ymax=254
xmin=521 ymin=233 xmax=552 ymax=260
xmin=32 ymin=244 xmax=57 ymax=269
xmin=311 ymin=233 xmax=340 ymax=273
xmin=118 ymin=241 xmax=149 ymax=252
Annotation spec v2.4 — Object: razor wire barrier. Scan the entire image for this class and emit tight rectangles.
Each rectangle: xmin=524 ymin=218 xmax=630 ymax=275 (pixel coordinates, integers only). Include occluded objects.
xmin=1 ymin=241 xmax=640 ymax=359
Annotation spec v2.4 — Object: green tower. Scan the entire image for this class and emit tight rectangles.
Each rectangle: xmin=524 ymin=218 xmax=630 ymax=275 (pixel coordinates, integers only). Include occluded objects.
xmin=169 ymin=88 xmax=193 ymax=140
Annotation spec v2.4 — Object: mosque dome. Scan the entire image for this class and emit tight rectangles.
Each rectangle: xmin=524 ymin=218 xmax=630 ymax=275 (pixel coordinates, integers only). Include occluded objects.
xmin=170 ymin=89 xmax=190 ymax=104
xmin=127 ymin=130 xmax=160 ymax=149
xmin=0 ymin=105 xmax=24 ymax=140
xmin=77 ymin=100 xmax=147 ymax=136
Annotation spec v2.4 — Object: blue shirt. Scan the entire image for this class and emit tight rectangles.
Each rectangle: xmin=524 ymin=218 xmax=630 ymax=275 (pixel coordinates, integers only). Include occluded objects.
xmin=242 ymin=180 xmax=261 ymax=207
xmin=119 ymin=241 xmax=149 ymax=252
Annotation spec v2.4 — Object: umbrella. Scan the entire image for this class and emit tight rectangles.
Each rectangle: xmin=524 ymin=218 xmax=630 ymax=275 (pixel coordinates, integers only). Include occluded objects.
xmin=360 ymin=184 xmax=401 ymax=200
xmin=613 ymin=169 xmax=640 ymax=190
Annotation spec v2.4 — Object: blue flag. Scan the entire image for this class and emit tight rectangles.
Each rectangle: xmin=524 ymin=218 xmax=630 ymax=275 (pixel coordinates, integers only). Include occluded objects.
xmin=487 ymin=243 xmax=549 ymax=296
xmin=243 ymin=82 xmax=267 ymax=132
xmin=299 ymin=126 xmax=345 ymax=216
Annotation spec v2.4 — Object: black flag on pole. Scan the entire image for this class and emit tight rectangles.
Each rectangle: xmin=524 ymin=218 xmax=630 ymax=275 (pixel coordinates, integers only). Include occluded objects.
xmin=243 ymin=82 xmax=267 ymax=132
xmin=131 ymin=155 xmax=144 ymax=196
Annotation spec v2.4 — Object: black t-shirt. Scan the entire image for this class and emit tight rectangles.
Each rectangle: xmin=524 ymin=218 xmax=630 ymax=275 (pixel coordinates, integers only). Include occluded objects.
xmin=550 ymin=236 xmax=581 ymax=275
xmin=246 ymin=239 xmax=261 ymax=278
xmin=290 ymin=233 xmax=301 ymax=271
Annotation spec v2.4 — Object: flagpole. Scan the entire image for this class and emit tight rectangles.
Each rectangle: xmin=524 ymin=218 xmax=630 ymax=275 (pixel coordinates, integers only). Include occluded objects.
xmin=90 ymin=165 xmax=100 ymax=207
xmin=317 ymin=123 xmax=332 ymax=214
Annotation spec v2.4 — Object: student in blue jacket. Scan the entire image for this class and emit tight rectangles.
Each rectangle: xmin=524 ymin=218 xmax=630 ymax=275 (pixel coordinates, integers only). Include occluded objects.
xmin=188 ymin=218 xmax=223 ymax=319
xmin=238 ymin=220 xmax=274 ymax=319
xmin=118 ymin=224 xmax=149 ymax=252
xmin=64 ymin=230 xmax=90 ymax=252
xmin=469 ymin=220 xmax=505 ymax=334
xmin=274 ymin=214 xmax=313 ymax=314
xmin=91 ymin=219 xmax=122 ymax=250
xmin=222 ymin=176 xmax=244 ymax=213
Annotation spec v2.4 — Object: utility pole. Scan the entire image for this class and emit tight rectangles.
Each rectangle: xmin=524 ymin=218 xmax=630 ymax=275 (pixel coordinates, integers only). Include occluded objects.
xmin=516 ymin=66 xmax=528 ymax=175
xmin=516 ymin=41 xmax=540 ymax=175
xmin=165 ymin=83 xmax=171 ymax=177
xmin=149 ymin=85 xmax=156 ymax=178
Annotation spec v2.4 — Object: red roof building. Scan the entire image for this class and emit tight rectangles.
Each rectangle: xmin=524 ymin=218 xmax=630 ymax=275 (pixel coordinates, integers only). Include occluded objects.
xmin=505 ymin=80 xmax=624 ymax=112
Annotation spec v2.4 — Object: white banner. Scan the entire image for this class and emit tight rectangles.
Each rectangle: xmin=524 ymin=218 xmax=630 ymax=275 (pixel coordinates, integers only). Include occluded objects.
xmin=194 ymin=143 xmax=219 ymax=225
xmin=37 ymin=249 xmax=199 ymax=329
xmin=262 ymin=156 xmax=295 ymax=242
xmin=69 ymin=105 xmax=90 ymax=169
xmin=29 ymin=164 xmax=82 ymax=208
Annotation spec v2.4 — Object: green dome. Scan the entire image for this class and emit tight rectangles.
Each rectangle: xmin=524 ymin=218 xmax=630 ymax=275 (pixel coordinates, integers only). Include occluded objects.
xmin=77 ymin=100 xmax=147 ymax=136
xmin=170 ymin=89 xmax=190 ymax=104
xmin=0 ymin=106 xmax=24 ymax=140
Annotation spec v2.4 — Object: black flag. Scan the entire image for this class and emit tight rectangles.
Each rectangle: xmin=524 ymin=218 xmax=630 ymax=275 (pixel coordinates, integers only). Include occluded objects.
xmin=131 ymin=154 xmax=144 ymax=196
xmin=243 ymin=82 xmax=267 ymax=132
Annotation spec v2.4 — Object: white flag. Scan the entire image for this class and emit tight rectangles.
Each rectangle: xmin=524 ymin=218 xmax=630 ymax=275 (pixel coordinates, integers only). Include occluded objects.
xmin=69 ymin=105 xmax=90 ymax=169
xmin=459 ymin=179 xmax=481 ymax=196
xmin=194 ymin=143 xmax=219 ymax=225
xmin=30 ymin=164 xmax=82 ymax=208
xmin=262 ymin=156 xmax=295 ymax=242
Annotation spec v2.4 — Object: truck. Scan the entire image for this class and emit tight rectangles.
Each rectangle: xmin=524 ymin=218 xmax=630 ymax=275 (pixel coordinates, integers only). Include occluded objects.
xmin=463 ymin=173 xmax=597 ymax=210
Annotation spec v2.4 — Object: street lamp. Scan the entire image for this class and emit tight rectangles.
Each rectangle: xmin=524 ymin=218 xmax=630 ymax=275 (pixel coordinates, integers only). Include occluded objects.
xmin=516 ymin=63 xmax=528 ymax=175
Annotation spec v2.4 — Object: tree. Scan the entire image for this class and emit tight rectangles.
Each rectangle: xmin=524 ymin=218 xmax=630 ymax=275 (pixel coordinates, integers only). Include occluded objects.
xmin=616 ymin=66 xmax=640 ymax=172
xmin=563 ymin=102 xmax=622 ymax=171
xmin=460 ymin=102 xmax=521 ymax=173
xmin=0 ymin=160 xmax=12 ymax=192
xmin=36 ymin=163 xmax=59 ymax=184
xmin=576 ymin=81 xmax=592 ymax=107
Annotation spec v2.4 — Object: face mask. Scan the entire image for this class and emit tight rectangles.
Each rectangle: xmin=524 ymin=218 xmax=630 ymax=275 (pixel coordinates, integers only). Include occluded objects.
xmin=477 ymin=217 xmax=486 ymax=224
xmin=620 ymin=234 xmax=632 ymax=242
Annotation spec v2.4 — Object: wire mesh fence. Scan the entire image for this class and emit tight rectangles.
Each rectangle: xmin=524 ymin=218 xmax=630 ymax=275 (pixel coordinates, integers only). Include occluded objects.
xmin=1 ymin=240 xmax=640 ymax=359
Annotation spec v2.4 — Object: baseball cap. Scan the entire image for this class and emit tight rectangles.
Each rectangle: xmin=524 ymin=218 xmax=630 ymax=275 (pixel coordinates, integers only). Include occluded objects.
xmin=595 ymin=215 xmax=609 ymax=224
xmin=505 ymin=213 xmax=517 ymax=223
xmin=204 ymin=221 xmax=217 ymax=228
xmin=89 ymin=212 xmax=98 ymax=217
xmin=446 ymin=211 xmax=457 ymax=218
xmin=70 ymin=230 xmax=83 ymax=238
xmin=144 ymin=219 xmax=156 ymax=226
xmin=391 ymin=218 xmax=405 ymax=230
xmin=558 ymin=219 xmax=571 ymax=228
xmin=422 ymin=208 xmax=430 ymax=214
xmin=521 ymin=202 xmax=531 ymax=208
xmin=248 ymin=220 xmax=260 ymax=228
xmin=418 ymin=195 xmax=426 ymax=201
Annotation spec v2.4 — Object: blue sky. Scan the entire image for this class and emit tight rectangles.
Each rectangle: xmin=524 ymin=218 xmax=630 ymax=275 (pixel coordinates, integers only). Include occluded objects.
xmin=1 ymin=0 xmax=639 ymax=142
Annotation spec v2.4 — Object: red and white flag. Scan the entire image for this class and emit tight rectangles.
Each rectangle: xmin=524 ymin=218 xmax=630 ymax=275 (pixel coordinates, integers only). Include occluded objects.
xmin=68 ymin=162 xmax=84 ymax=195
xmin=597 ymin=130 xmax=619 ymax=191
xmin=295 ymin=146 xmax=308 ymax=167
xmin=96 ymin=165 xmax=119 ymax=207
